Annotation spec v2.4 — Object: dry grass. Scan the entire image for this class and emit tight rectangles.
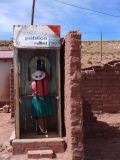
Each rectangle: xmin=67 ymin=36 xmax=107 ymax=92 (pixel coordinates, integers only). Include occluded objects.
xmin=81 ymin=41 xmax=120 ymax=68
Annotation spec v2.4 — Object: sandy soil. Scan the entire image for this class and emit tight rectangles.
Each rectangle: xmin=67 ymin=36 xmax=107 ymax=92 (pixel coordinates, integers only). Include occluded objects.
xmin=81 ymin=41 xmax=120 ymax=68
xmin=81 ymin=52 xmax=120 ymax=69
xmin=0 ymin=113 xmax=14 ymax=159
xmin=0 ymin=113 xmax=14 ymax=145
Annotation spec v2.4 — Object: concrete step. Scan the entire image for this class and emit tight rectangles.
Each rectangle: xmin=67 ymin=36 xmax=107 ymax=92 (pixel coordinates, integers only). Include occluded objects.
xmin=28 ymin=149 xmax=54 ymax=159
xmin=12 ymin=137 xmax=66 ymax=155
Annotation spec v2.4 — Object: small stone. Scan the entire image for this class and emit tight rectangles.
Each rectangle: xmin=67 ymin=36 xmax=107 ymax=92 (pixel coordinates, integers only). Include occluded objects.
xmin=9 ymin=131 xmax=15 ymax=145
xmin=3 ymin=105 xmax=10 ymax=113
xmin=7 ymin=146 xmax=13 ymax=153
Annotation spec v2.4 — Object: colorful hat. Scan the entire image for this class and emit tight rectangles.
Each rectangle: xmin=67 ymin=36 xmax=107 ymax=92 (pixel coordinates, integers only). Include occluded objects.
xmin=32 ymin=70 xmax=46 ymax=80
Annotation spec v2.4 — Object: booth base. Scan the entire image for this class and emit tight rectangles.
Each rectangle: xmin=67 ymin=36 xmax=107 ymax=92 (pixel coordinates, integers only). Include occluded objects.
xmin=12 ymin=137 xmax=66 ymax=155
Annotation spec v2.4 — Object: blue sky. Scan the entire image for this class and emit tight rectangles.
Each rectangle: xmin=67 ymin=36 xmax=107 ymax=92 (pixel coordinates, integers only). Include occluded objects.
xmin=0 ymin=0 xmax=120 ymax=40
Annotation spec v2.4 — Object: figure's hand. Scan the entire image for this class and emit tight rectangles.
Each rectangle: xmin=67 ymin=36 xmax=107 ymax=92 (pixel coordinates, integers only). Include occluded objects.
xmin=56 ymin=96 xmax=60 ymax=100
xmin=31 ymin=81 xmax=36 ymax=90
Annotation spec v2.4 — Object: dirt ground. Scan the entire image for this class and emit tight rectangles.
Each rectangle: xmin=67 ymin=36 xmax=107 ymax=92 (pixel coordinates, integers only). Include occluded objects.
xmin=0 ymin=113 xmax=27 ymax=160
xmin=0 ymin=113 xmax=65 ymax=160
xmin=0 ymin=113 xmax=14 ymax=145
xmin=1 ymin=112 xmax=120 ymax=159
xmin=84 ymin=113 xmax=120 ymax=160
xmin=0 ymin=113 xmax=14 ymax=160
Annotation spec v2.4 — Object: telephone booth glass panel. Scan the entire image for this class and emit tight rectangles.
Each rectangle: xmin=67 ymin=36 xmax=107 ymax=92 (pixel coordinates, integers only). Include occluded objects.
xmin=18 ymin=49 xmax=61 ymax=138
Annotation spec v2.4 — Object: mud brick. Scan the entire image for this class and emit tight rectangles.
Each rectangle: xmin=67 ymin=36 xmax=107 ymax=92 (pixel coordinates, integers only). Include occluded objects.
xmin=65 ymin=31 xmax=83 ymax=160
xmin=81 ymin=61 xmax=120 ymax=113
xmin=28 ymin=150 xmax=54 ymax=159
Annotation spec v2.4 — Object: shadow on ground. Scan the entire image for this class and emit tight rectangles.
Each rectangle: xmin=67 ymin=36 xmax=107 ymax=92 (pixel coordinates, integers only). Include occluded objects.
xmin=83 ymin=100 xmax=120 ymax=160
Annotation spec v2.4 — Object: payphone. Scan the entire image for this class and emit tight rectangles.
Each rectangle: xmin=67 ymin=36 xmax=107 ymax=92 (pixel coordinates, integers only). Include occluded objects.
xmin=13 ymin=25 xmax=62 ymax=139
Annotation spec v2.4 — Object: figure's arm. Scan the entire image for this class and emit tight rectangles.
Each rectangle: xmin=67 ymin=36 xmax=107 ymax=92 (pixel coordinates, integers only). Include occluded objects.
xmin=31 ymin=81 xmax=37 ymax=96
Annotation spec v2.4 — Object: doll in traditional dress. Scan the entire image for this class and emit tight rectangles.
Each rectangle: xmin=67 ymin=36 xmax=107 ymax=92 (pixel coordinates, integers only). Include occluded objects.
xmin=31 ymin=59 xmax=51 ymax=137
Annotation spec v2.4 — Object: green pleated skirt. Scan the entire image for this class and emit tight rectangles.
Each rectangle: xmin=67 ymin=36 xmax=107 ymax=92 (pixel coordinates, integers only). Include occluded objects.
xmin=31 ymin=96 xmax=52 ymax=117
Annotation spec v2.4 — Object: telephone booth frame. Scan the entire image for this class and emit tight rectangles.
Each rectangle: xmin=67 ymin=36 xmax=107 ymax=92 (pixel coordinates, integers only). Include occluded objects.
xmin=13 ymin=25 xmax=62 ymax=139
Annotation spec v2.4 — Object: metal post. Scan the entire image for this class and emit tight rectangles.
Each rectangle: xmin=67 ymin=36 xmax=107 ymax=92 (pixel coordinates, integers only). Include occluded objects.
xmin=31 ymin=0 xmax=36 ymax=25
xmin=101 ymin=32 xmax=103 ymax=61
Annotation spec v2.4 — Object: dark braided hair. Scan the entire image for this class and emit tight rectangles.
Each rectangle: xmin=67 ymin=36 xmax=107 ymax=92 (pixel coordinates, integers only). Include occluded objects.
xmin=37 ymin=59 xmax=45 ymax=71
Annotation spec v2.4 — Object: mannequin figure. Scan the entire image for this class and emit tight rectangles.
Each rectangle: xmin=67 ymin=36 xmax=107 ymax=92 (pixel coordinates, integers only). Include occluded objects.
xmin=31 ymin=59 xmax=51 ymax=137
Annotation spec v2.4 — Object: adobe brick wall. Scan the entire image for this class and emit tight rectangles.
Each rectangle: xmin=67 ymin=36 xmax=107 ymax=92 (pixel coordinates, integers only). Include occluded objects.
xmin=81 ymin=61 xmax=120 ymax=113
xmin=10 ymin=66 xmax=15 ymax=118
xmin=64 ymin=31 xmax=84 ymax=160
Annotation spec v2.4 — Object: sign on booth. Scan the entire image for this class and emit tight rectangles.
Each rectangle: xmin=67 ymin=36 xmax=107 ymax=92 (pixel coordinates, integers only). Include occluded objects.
xmin=13 ymin=25 xmax=60 ymax=48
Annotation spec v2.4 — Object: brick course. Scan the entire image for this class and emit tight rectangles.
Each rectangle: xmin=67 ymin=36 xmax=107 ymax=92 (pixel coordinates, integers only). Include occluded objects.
xmin=12 ymin=138 xmax=65 ymax=155
xmin=81 ymin=61 xmax=120 ymax=113
xmin=10 ymin=66 xmax=14 ymax=118
xmin=64 ymin=31 xmax=84 ymax=160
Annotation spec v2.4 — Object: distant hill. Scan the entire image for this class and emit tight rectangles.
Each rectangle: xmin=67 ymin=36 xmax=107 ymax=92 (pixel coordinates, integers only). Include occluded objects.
xmin=0 ymin=40 xmax=120 ymax=69
xmin=81 ymin=41 xmax=120 ymax=68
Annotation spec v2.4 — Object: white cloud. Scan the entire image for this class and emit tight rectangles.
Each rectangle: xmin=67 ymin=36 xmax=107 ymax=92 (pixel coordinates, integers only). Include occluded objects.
xmin=0 ymin=0 xmax=120 ymax=40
